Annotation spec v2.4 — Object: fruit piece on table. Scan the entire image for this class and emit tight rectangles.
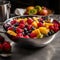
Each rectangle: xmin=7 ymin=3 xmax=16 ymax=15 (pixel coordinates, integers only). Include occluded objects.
xmin=39 ymin=9 xmax=48 ymax=16
xmin=26 ymin=6 xmax=34 ymax=11
xmin=3 ymin=41 xmax=11 ymax=52
xmin=35 ymin=5 xmax=42 ymax=11
xmin=28 ymin=9 xmax=37 ymax=15
xmin=7 ymin=30 xmax=17 ymax=36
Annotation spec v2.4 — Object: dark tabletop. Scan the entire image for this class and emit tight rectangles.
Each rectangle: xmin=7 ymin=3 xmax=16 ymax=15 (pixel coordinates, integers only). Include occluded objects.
xmin=0 ymin=15 xmax=60 ymax=60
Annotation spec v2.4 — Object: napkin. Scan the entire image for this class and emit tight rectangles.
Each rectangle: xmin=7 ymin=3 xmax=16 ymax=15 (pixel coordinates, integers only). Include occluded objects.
xmin=15 ymin=8 xmax=26 ymax=16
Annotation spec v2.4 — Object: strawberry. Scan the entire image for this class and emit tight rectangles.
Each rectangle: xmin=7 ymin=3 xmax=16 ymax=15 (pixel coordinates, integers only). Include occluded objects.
xmin=27 ymin=25 xmax=32 ymax=30
xmin=0 ymin=35 xmax=4 ymax=43
xmin=3 ymin=41 xmax=11 ymax=52
xmin=37 ymin=22 xmax=43 ymax=27
xmin=27 ymin=18 xmax=33 ymax=24
xmin=16 ymin=28 xmax=23 ymax=33
xmin=11 ymin=20 xmax=17 ymax=25
xmin=19 ymin=20 xmax=25 ymax=24
xmin=24 ymin=35 xmax=30 ymax=38
xmin=19 ymin=23 xmax=25 ymax=29
xmin=8 ymin=26 xmax=13 ymax=30
xmin=17 ymin=33 xmax=24 ymax=38
xmin=30 ymin=32 xmax=37 ymax=38
xmin=0 ymin=44 xmax=3 ymax=52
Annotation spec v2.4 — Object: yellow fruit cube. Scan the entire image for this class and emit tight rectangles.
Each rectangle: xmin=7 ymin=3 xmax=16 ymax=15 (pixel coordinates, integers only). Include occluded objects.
xmin=39 ymin=27 xmax=49 ymax=34
xmin=7 ymin=30 xmax=17 ymax=36
xmin=32 ymin=21 xmax=38 ymax=28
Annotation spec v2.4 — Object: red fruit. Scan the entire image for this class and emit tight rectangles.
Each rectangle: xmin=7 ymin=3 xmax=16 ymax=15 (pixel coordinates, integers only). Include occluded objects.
xmin=30 ymin=32 xmax=37 ymax=38
xmin=53 ymin=20 xmax=59 ymax=24
xmin=0 ymin=35 xmax=4 ymax=43
xmin=37 ymin=22 xmax=43 ymax=27
xmin=27 ymin=18 xmax=33 ymax=24
xmin=27 ymin=25 xmax=32 ymax=30
xmin=11 ymin=20 xmax=17 ymax=25
xmin=54 ymin=23 xmax=59 ymax=28
xmin=40 ymin=9 xmax=48 ymax=15
xmin=19 ymin=24 xmax=25 ymax=29
xmin=17 ymin=33 xmax=24 ymax=38
xmin=49 ymin=25 xmax=54 ymax=30
xmin=8 ymin=27 xmax=13 ymax=30
xmin=39 ymin=18 xmax=43 ymax=22
xmin=3 ymin=41 xmax=11 ymax=52
xmin=19 ymin=20 xmax=25 ymax=24
xmin=0 ymin=44 xmax=3 ymax=52
xmin=54 ymin=27 xmax=59 ymax=32
xmin=24 ymin=35 xmax=30 ymax=38
xmin=16 ymin=28 xmax=23 ymax=33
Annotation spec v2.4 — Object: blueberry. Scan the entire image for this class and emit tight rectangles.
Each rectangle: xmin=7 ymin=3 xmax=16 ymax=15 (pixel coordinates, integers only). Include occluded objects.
xmin=24 ymin=31 xmax=29 ymax=35
xmin=24 ymin=28 xmax=28 ymax=32
xmin=48 ymin=32 xmax=52 ymax=36
xmin=32 ymin=26 xmax=36 ymax=30
xmin=51 ymin=30 xmax=55 ymax=34
xmin=29 ymin=30 xmax=32 ymax=33
xmin=13 ymin=27 xmax=16 ymax=32
xmin=45 ymin=34 xmax=49 ymax=37
xmin=22 ymin=32 xmax=25 ymax=35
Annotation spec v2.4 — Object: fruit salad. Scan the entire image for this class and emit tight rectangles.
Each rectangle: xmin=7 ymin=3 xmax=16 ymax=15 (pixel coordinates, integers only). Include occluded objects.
xmin=4 ymin=16 xmax=60 ymax=40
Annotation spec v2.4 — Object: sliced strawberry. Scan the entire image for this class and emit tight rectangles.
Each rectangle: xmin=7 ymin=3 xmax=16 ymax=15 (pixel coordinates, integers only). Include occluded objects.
xmin=30 ymin=32 xmax=37 ymax=38
xmin=19 ymin=20 xmax=25 ymax=24
xmin=37 ymin=22 xmax=43 ymax=27
xmin=19 ymin=24 xmax=25 ymax=29
xmin=7 ymin=26 xmax=13 ymax=30
xmin=11 ymin=20 xmax=17 ymax=25
xmin=16 ymin=28 xmax=23 ymax=33
xmin=17 ymin=33 xmax=24 ymax=38
xmin=24 ymin=35 xmax=30 ymax=38
xmin=27 ymin=25 xmax=32 ymax=30
xmin=27 ymin=18 xmax=33 ymax=24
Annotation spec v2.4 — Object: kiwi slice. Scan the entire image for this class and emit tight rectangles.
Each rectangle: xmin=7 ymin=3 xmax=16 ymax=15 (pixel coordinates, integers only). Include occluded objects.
xmin=28 ymin=9 xmax=37 ymax=15
xmin=35 ymin=5 xmax=42 ymax=11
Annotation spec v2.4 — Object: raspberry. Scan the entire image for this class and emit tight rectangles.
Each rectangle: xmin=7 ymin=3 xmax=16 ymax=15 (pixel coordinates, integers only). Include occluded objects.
xmin=54 ymin=27 xmax=59 ymax=32
xmin=53 ymin=20 xmax=59 ymax=24
xmin=3 ymin=41 xmax=11 ymax=52
xmin=49 ymin=25 xmax=54 ymax=30
xmin=16 ymin=28 xmax=23 ymax=33
xmin=19 ymin=24 xmax=25 ymax=29
xmin=27 ymin=18 xmax=33 ymax=24
xmin=37 ymin=22 xmax=43 ymax=27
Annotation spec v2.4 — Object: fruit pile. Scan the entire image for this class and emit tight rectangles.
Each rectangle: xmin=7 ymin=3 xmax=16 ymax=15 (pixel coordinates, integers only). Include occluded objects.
xmin=4 ymin=16 xmax=60 ymax=40
xmin=0 ymin=35 xmax=11 ymax=54
xmin=24 ymin=5 xmax=52 ymax=16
